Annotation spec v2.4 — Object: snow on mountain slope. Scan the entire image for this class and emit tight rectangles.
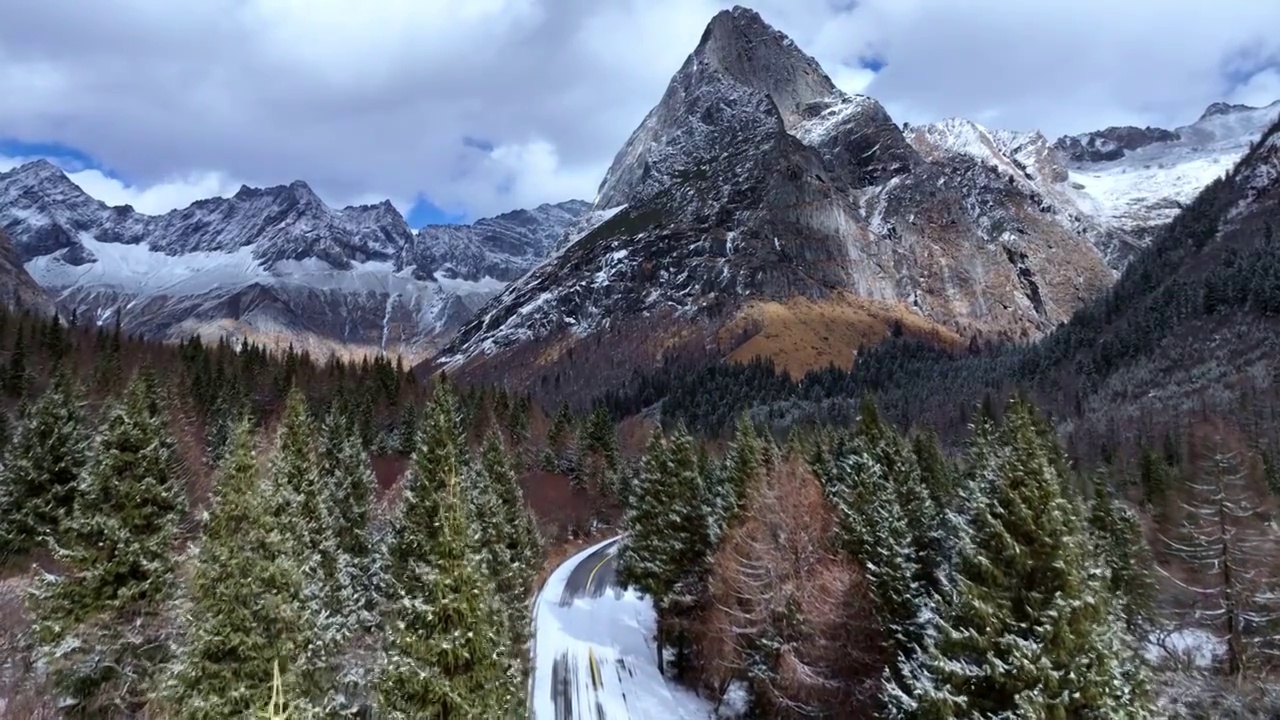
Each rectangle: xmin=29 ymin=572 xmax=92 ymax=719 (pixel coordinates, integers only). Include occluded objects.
xmin=1057 ymin=100 xmax=1280 ymax=266
xmin=0 ymin=160 xmax=588 ymax=356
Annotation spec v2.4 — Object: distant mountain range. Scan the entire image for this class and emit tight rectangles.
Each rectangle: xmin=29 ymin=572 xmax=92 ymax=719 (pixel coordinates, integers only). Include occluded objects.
xmin=0 ymin=159 xmax=594 ymax=357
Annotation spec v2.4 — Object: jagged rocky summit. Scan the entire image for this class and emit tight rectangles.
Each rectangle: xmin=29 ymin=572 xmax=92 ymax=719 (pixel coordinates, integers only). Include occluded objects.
xmin=434 ymin=6 xmax=1120 ymax=397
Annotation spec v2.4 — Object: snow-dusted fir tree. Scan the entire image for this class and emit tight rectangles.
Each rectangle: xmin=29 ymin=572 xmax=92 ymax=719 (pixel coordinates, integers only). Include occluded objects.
xmin=394 ymin=401 xmax=418 ymax=455
xmin=1160 ymin=436 xmax=1280 ymax=676
xmin=912 ymin=430 xmax=955 ymax=513
xmin=265 ymin=389 xmax=347 ymax=715
xmin=479 ymin=431 xmax=541 ymax=647
xmin=664 ymin=424 xmax=717 ymax=634
xmin=887 ymin=400 xmax=1152 ymax=719
xmin=380 ymin=385 xmax=518 ymax=718
xmin=316 ymin=406 xmax=381 ymax=715
xmin=718 ymin=414 xmax=762 ymax=533
xmin=30 ymin=373 xmax=185 ymax=716
xmin=618 ymin=433 xmax=674 ymax=598
xmin=1088 ymin=475 xmax=1156 ymax=635
xmin=0 ymin=369 xmax=89 ymax=558
xmin=166 ymin=418 xmax=307 ymax=719
xmin=547 ymin=401 xmax=579 ymax=480
xmin=619 ymin=425 xmax=714 ymax=675
xmin=823 ymin=401 xmax=926 ymax=664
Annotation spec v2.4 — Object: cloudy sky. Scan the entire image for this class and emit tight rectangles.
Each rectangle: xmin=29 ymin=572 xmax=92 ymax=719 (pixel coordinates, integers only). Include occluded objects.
xmin=1 ymin=0 xmax=1278 ymax=225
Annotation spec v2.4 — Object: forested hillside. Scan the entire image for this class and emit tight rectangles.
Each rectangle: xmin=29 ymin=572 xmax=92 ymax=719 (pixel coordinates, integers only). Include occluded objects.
xmin=0 ymin=304 xmax=612 ymax=718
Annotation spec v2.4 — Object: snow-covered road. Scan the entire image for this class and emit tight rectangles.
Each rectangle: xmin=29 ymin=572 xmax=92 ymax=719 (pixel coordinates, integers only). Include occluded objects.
xmin=530 ymin=536 xmax=713 ymax=720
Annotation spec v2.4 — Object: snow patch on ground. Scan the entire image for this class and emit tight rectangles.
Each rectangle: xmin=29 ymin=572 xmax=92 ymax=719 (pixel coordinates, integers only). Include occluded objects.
xmin=1144 ymin=627 xmax=1225 ymax=668
xmin=1066 ymin=101 xmax=1280 ymax=236
xmin=1069 ymin=154 xmax=1236 ymax=230
xmin=433 ymin=273 xmax=506 ymax=295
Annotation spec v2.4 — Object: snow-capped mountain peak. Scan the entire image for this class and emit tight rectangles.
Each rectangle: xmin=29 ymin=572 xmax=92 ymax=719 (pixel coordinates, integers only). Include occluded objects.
xmin=1059 ymin=98 xmax=1280 ymax=265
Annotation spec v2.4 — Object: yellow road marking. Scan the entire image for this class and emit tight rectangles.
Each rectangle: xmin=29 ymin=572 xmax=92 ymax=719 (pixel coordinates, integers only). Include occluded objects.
xmin=584 ymin=546 xmax=613 ymax=594
xmin=588 ymin=648 xmax=602 ymax=689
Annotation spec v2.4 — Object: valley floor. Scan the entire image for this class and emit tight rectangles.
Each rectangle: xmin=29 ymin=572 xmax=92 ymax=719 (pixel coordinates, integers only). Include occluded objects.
xmin=531 ymin=537 xmax=713 ymax=720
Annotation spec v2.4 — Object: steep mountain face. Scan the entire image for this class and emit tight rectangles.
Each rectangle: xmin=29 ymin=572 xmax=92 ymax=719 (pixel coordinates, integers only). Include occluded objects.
xmin=436 ymin=6 xmax=1116 ymax=398
xmin=0 ymin=228 xmax=52 ymax=315
xmin=0 ymin=160 xmax=589 ymax=357
xmin=1056 ymin=100 xmax=1280 ymax=266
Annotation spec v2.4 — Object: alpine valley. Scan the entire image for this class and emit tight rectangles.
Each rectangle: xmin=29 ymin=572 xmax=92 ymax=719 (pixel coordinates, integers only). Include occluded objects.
xmin=5 ymin=4 xmax=1280 ymax=720
xmin=0 ymin=5 xmax=1275 ymax=385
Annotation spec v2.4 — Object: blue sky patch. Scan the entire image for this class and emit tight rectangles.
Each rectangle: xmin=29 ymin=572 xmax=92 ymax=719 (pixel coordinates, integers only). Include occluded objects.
xmin=406 ymin=194 xmax=466 ymax=228
xmin=0 ymin=138 xmax=108 ymax=175
xmin=859 ymin=56 xmax=887 ymax=73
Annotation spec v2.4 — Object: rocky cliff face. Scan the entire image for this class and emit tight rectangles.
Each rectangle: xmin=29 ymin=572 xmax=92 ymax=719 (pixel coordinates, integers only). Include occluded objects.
xmin=1053 ymin=126 xmax=1180 ymax=163
xmin=0 ymin=228 xmax=52 ymax=315
xmin=0 ymin=160 xmax=589 ymax=357
xmin=436 ymin=6 xmax=1115 ymax=394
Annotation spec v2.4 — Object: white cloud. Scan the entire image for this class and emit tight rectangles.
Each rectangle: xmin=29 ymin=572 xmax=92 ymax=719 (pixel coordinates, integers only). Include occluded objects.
xmin=0 ymin=155 xmax=242 ymax=214
xmin=1229 ymin=68 xmax=1280 ymax=108
xmin=0 ymin=0 xmax=1277 ymax=220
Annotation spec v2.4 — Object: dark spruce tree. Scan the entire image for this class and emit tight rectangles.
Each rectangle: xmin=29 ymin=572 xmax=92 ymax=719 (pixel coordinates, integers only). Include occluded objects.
xmin=166 ymin=419 xmax=306 ymax=719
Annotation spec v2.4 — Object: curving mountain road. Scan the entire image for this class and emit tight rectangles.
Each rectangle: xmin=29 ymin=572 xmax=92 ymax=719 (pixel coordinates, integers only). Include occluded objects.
xmin=530 ymin=537 xmax=712 ymax=720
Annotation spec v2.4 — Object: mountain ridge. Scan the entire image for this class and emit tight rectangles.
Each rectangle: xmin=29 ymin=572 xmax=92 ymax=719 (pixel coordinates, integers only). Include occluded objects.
xmin=0 ymin=159 xmax=592 ymax=357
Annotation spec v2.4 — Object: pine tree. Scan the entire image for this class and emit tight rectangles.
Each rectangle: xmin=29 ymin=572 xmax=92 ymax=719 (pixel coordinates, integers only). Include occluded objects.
xmin=1138 ymin=443 xmax=1177 ymax=510
xmin=394 ymin=401 xmax=418 ymax=455
xmin=825 ymin=408 xmax=923 ymax=663
xmin=479 ymin=431 xmax=540 ymax=611
xmin=506 ymin=394 xmax=531 ymax=450
xmin=618 ymin=426 xmax=714 ymax=677
xmin=4 ymin=332 xmax=28 ymax=398
xmin=577 ymin=405 xmax=618 ymax=494
xmin=0 ymin=407 xmax=10 ymax=458
xmin=547 ymin=401 xmax=578 ymax=479
xmin=166 ymin=419 xmax=307 ymax=719
xmin=719 ymin=414 xmax=762 ymax=531
xmin=380 ymin=385 xmax=518 ymax=718
xmin=30 ymin=373 xmax=185 ymax=716
xmin=913 ymin=430 xmax=954 ymax=511
xmin=0 ymin=369 xmax=89 ymax=558
xmin=888 ymin=400 xmax=1151 ymax=719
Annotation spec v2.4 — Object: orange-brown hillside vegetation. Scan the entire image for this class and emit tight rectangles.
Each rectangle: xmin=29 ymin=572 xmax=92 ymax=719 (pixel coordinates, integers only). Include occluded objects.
xmin=718 ymin=291 xmax=964 ymax=379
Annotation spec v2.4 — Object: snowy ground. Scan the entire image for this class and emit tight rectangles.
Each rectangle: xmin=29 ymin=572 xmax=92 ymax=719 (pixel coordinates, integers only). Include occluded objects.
xmin=531 ymin=536 xmax=713 ymax=720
